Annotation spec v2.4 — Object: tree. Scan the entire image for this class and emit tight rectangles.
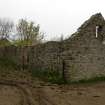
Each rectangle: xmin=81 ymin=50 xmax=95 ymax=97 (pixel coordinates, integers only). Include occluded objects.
xmin=16 ymin=19 xmax=43 ymax=45
xmin=0 ymin=18 xmax=14 ymax=39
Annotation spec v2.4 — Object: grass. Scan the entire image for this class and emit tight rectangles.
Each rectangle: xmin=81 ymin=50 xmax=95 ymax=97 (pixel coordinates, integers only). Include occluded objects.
xmin=0 ymin=40 xmax=11 ymax=47
xmin=69 ymin=76 xmax=105 ymax=84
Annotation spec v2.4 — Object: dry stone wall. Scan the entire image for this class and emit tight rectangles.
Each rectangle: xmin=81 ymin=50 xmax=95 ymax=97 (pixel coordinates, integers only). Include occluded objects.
xmin=1 ymin=13 xmax=105 ymax=82
xmin=61 ymin=13 xmax=105 ymax=81
xmin=0 ymin=41 xmax=63 ymax=76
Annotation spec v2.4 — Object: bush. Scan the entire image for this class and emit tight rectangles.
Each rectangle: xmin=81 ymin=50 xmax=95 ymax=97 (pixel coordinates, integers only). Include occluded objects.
xmin=0 ymin=57 xmax=19 ymax=70
xmin=31 ymin=68 xmax=66 ymax=84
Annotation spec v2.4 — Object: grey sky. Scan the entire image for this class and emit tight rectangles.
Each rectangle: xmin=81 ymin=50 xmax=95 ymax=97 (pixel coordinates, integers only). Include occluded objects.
xmin=0 ymin=0 xmax=105 ymax=40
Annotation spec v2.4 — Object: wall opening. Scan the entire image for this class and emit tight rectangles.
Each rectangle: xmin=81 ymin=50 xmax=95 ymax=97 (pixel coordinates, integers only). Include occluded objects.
xmin=96 ymin=26 xmax=99 ymax=38
xmin=98 ymin=25 xmax=103 ymax=32
xmin=96 ymin=25 xmax=103 ymax=41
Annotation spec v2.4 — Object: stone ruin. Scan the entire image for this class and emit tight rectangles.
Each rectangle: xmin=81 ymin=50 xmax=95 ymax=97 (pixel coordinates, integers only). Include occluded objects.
xmin=0 ymin=13 xmax=105 ymax=82
xmin=61 ymin=13 xmax=105 ymax=81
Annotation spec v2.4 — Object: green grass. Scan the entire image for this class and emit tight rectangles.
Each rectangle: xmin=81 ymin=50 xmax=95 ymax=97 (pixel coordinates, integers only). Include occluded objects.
xmin=13 ymin=40 xmax=33 ymax=46
xmin=69 ymin=76 xmax=105 ymax=84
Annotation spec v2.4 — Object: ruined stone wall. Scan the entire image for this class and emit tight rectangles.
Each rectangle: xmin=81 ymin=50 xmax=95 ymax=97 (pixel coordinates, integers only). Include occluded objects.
xmin=28 ymin=41 xmax=62 ymax=74
xmin=61 ymin=13 xmax=105 ymax=81
xmin=0 ymin=41 xmax=63 ymax=75
xmin=1 ymin=13 xmax=105 ymax=82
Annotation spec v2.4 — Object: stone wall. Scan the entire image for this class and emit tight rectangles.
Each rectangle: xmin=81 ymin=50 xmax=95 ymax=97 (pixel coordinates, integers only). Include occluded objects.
xmin=28 ymin=41 xmax=63 ymax=74
xmin=61 ymin=13 xmax=105 ymax=81
xmin=1 ymin=13 xmax=105 ymax=82
xmin=0 ymin=41 xmax=63 ymax=76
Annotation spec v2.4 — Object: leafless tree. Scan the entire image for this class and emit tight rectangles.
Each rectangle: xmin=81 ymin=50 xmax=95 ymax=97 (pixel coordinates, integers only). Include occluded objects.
xmin=0 ymin=18 xmax=14 ymax=39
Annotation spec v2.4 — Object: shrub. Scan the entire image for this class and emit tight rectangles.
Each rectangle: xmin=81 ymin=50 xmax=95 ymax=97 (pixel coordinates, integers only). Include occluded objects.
xmin=0 ymin=57 xmax=19 ymax=70
xmin=31 ymin=68 xmax=66 ymax=84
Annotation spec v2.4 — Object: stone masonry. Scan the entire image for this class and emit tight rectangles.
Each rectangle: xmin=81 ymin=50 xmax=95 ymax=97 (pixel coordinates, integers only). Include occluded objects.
xmin=0 ymin=13 xmax=105 ymax=82
xmin=61 ymin=13 xmax=105 ymax=81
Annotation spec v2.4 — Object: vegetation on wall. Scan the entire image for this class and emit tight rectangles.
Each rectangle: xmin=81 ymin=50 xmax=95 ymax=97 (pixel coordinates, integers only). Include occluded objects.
xmin=0 ymin=38 xmax=11 ymax=46
xmin=0 ymin=57 xmax=19 ymax=70
xmin=31 ymin=68 xmax=66 ymax=84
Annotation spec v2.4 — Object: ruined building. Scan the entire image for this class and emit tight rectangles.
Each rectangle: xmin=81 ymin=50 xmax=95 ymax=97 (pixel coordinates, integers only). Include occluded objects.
xmin=61 ymin=13 xmax=105 ymax=81
xmin=0 ymin=13 xmax=105 ymax=82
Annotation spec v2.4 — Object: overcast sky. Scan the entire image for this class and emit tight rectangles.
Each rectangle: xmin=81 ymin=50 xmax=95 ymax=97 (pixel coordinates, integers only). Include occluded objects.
xmin=0 ymin=0 xmax=105 ymax=40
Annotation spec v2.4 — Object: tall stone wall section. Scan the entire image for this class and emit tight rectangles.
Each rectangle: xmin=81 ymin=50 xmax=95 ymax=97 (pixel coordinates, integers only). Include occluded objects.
xmin=61 ymin=13 xmax=105 ymax=81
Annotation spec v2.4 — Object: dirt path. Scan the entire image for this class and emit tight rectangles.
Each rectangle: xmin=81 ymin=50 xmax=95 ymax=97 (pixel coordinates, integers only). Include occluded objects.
xmin=1 ymin=79 xmax=105 ymax=105
xmin=0 ymin=80 xmax=38 ymax=105
xmin=0 ymin=79 xmax=57 ymax=105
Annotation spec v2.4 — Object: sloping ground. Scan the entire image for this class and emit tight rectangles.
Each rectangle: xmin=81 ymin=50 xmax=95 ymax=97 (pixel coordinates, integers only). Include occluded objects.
xmin=0 ymin=80 xmax=39 ymax=105
xmin=0 ymin=64 xmax=104 ymax=105
xmin=0 ymin=69 xmax=105 ymax=105
xmin=32 ymin=82 xmax=105 ymax=105
xmin=0 ymin=85 xmax=21 ymax=105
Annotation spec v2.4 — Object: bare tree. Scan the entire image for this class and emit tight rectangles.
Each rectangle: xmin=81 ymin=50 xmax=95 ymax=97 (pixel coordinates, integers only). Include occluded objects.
xmin=0 ymin=18 xmax=14 ymax=39
xmin=16 ymin=19 xmax=44 ymax=45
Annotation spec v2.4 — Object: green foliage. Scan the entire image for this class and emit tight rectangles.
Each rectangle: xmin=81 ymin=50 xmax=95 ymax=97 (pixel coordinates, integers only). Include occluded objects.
xmin=12 ymin=39 xmax=33 ymax=46
xmin=1 ymin=56 xmax=105 ymax=85
xmin=31 ymin=68 xmax=66 ymax=84
xmin=16 ymin=19 xmax=42 ymax=46
xmin=69 ymin=76 xmax=105 ymax=84
xmin=0 ymin=39 xmax=11 ymax=46
xmin=0 ymin=57 xmax=19 ymax=70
